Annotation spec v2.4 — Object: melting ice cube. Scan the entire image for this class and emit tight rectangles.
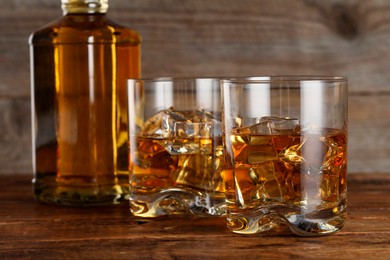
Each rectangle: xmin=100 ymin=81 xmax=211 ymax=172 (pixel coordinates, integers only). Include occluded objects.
xmin=279 ymin=131 xmax=340 ymax=176
xmin=234 ymin=117 xmax=258 ymax=128
xmin=259 ymin=116 xmax=300 ymax=135
xmin=141 ymin=108 xmax=222 ymax=155
xmin=141 ymin=109 xmax=187 ymax=138
xmin=249 ymin=161 xmax=284 ymax=201
xmin=233 ymin=121 xmax=273 ymax=135
xmin=231 ymin=121 xmax=278 ymax=164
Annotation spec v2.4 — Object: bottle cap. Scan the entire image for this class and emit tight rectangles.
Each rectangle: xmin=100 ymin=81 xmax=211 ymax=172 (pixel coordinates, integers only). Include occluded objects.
xmin=61 ymin=0 xmax=109 ymax=14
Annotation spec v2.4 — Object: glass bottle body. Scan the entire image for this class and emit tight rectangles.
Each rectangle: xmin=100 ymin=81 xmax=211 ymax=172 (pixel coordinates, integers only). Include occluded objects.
xmin=30 ymin=13 xmax=141 ymax=205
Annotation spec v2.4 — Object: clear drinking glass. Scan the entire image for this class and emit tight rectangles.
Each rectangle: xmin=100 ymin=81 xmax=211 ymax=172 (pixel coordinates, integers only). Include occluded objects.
xmin=127 ymin=78 xmax=225 ymax=217
xmin=222 ymin=76 xmax=348 ymax=236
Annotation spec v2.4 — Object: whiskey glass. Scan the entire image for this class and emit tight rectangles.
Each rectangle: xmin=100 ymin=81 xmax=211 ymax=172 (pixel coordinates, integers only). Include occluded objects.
xmin=222 ymin=76 xmax=348 ymax=236
xmin=127 ymin=78 xmax=225 ymax=217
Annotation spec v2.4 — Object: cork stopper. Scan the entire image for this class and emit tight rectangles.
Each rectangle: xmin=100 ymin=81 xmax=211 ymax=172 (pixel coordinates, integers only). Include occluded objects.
xmin=61 ymin=0 xmax=109 ymax=14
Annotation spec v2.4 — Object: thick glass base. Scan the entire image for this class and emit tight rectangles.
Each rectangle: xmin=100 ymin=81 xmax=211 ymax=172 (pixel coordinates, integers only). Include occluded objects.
xmin=33 ymin=174 xmax=124 ymax=206
xmin=227 ymin=199 xmax=346 ymax=236
xmin=130 ymin=188 xmax=226 ymax=218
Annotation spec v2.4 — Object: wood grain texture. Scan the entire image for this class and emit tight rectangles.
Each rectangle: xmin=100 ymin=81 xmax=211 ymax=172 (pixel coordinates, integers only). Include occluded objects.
xmin=0 ymin=174 xmax=389 ymax=259
xmin=0 ymin=0 xmax=390 ymax=173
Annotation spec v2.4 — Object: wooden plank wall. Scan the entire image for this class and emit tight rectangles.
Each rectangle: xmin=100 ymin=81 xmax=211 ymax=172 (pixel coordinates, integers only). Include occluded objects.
xmin=1 ymin=0 xmax=389 ymax=174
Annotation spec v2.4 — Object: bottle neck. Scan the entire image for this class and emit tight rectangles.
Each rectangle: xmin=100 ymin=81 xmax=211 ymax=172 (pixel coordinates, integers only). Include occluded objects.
xmin=61 ymin=0 xmax=108 ymax=14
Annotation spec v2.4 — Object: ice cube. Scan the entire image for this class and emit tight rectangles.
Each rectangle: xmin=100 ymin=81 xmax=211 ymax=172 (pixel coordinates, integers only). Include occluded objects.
xmin=279 ymin=132 xmax=339 ymax=176
xmin=201 ymin=110 xmax=223 ymax=137
xmin=172 ymin=154 xmax=216 ymax=191
xmin=174 ymin=110 xmax=222 ymax=137
xmin=205 ymin=110 xmax=222 ymax=121
xmin=249 ymin=161 xmax=284 ymax=201
xmin=153 ymin=109 xmax=223 ymax=155
xmin=276 ymin=131 xmax=346 ymax=210
xmin=231 ymin=134 xmax=278 ymax=164
xmin=140 ymin=110 xmax=168 ymax=137
xmin=174 ymin=121 xmax=221 ymax=138
xmin=260 ymin=116 xmax=299 ymax=135
xmin=234 ymin=117 xmax=258 ymax=128
xmin=233 ymin=121 xmax=273 ymax=135
xmin=320 ymin=134 xmax=345 ymax=171
xmin=230 ymin=166 xmax=256 ymax=208
xmin=165 ymin=138 xmax=213 ymax=155
xmin=141 ymin=108 xmax=188 ymax=138
xmin=231 ymin=121 xmax=278 ymax=164
xmin=132 ymin=137 xmax=177 ymax=187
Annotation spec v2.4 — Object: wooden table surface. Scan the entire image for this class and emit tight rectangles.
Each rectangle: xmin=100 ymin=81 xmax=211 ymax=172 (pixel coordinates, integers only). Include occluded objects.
xmin=1 ymin=174 xmax=389 ymax=259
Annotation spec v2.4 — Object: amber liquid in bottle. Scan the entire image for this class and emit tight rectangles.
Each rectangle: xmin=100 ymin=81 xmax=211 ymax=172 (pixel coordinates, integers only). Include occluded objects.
xmin=29 ymin=2 xmax=141 ymax=205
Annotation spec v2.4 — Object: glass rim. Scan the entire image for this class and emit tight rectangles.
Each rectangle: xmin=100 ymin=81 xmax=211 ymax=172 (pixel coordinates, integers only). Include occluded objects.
xmin=127 ymin=77 xmax=222 ymax=83
xmin=223 ymin=75 xmax=347 ymax=84
xmin=128 ymin=76 xmax=347 ymax=84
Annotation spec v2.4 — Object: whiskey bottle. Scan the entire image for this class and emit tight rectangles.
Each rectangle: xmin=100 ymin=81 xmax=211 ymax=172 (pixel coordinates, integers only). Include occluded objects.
xmin=29 ymin=0 xmax=141 ymax=205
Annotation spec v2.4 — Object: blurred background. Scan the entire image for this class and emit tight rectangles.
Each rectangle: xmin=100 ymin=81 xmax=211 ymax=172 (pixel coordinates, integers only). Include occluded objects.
xmin=1 ymin=0 xmax=389 ymax=175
